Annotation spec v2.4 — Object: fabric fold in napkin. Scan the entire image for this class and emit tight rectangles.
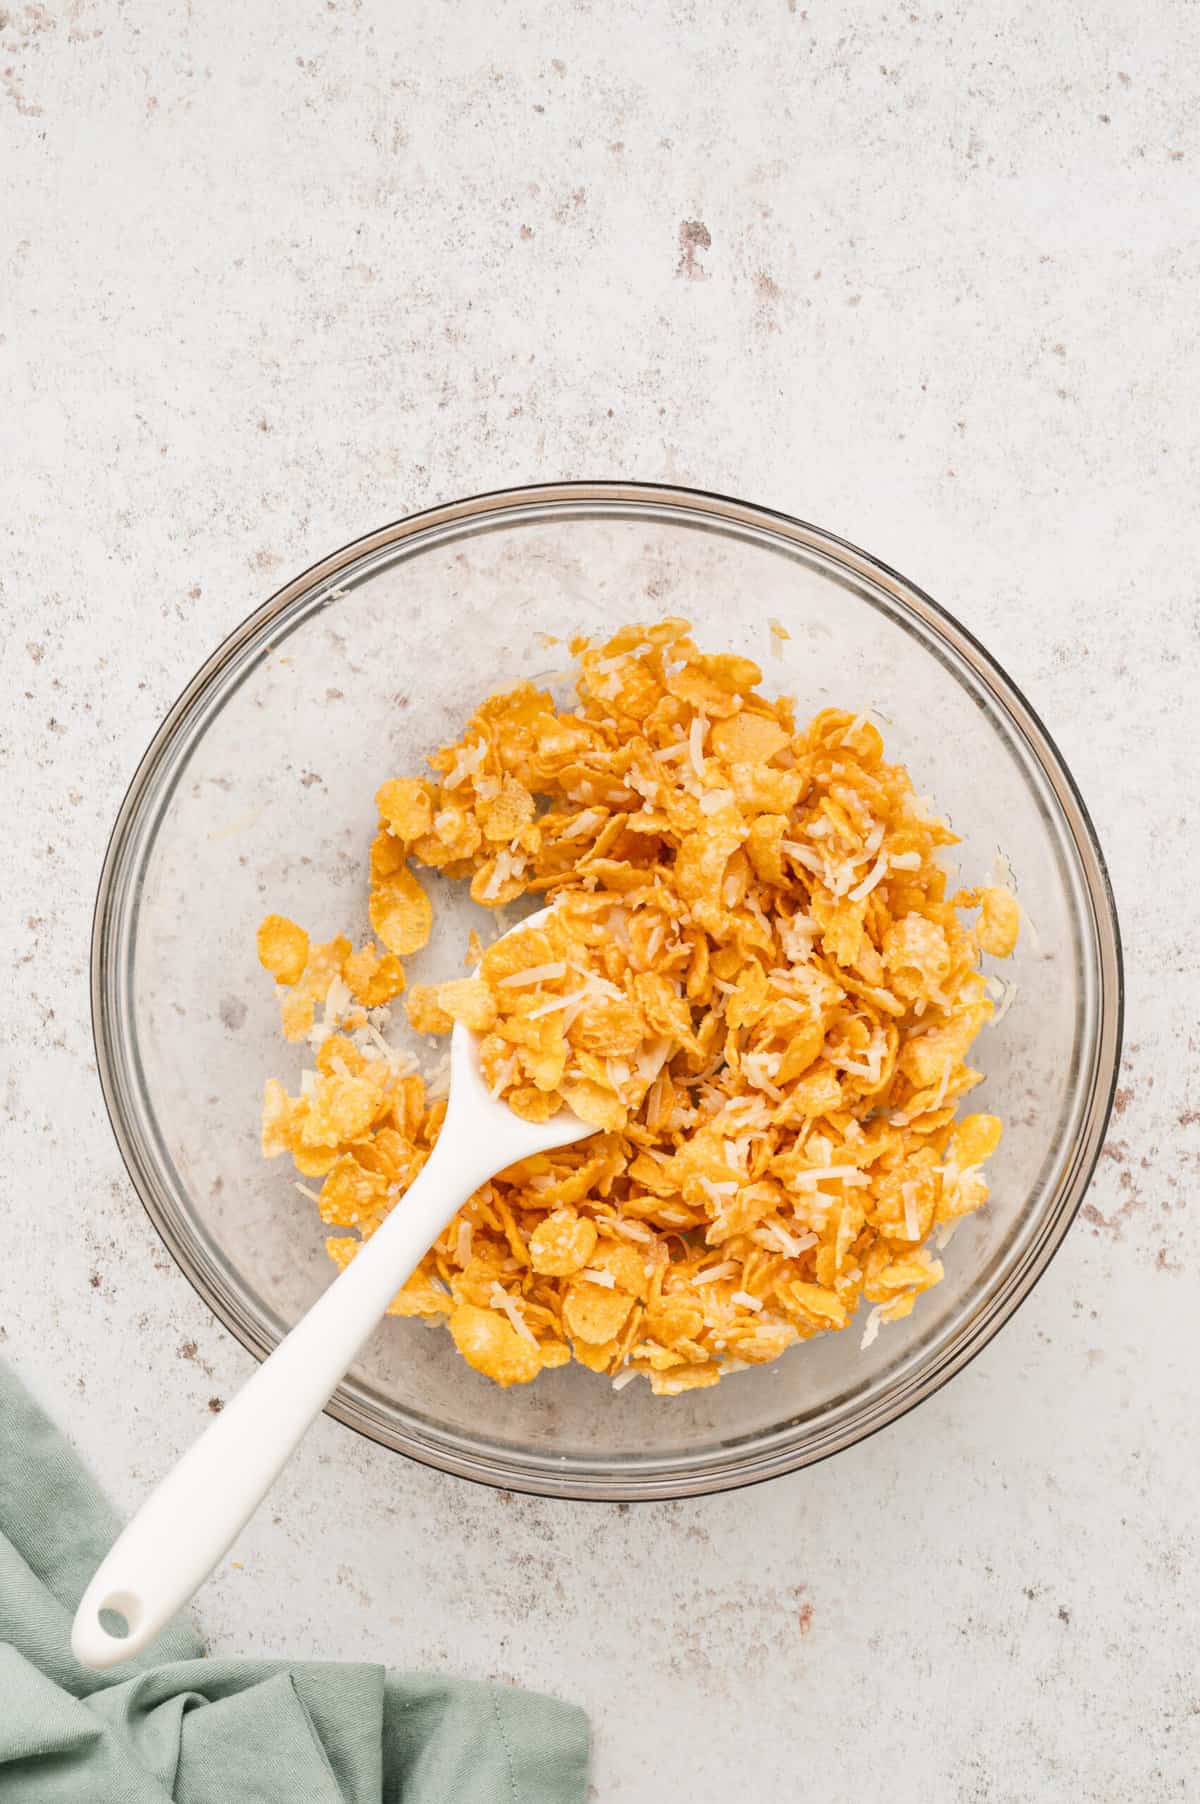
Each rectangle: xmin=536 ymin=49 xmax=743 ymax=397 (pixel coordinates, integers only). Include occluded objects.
xmin=0 ymin=1361 xmax=589 ymax=1804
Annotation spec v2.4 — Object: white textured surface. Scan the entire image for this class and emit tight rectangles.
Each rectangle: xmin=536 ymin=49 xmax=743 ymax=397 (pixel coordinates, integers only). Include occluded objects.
xmin=3 ymin=4 xmax=1197 ymax=1799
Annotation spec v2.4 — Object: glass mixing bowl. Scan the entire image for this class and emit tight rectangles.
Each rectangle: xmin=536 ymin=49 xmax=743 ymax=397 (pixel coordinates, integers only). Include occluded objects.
xmin=93 ymin=482 xmax=1122 ymax=1499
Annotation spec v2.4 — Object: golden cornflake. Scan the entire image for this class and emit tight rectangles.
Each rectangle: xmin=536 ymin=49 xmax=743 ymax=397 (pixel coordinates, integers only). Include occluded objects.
xmin=529 ymin=1209 xmax=598 ymax=1276
xmin=370 ymin=865 xmax=433 ymax=957
xmin=449 ymin=1303 xmax=541 ymax=1386
xmin=563 ymin=1280 xmax=634 ymax=1344
xmin=343 ymin=942 xmax=406 ymax=1008
xmin=375 ymin=777 xmax=434 ymax=845
xmin=429 ymin=977 xmax=497 ymax=1034
xmin=257 ymin=914 xmax=310 ymax=986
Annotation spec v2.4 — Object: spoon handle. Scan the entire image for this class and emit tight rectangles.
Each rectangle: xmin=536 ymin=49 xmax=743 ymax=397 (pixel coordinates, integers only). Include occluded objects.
xmin=71 ymin=1129 xmax=492 ymax=1671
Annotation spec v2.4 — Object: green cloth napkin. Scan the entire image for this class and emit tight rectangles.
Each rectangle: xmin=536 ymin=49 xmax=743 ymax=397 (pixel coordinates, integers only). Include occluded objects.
xmin=0 ymin=1361 xmax=589 ymax=1804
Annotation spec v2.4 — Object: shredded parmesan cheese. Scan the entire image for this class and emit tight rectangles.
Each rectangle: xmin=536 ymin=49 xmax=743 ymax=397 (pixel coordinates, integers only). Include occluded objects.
xmin=688 ymin=712 xmax=707 ymax=779
xmin=692 ymin=1262 xmax=738 ymax=1287
xmin=860 ymin=1306 xmax=885 ymax=1350
xmin=848 ymin=851 xmax=890 ymax=902
xmin=792 ymin=1165 xmax=870 ymax=1187
xmin=498 ymin=962 xmax=567 ymax=988
xmin=489 ymin=1282 xmax=538 ymax=1345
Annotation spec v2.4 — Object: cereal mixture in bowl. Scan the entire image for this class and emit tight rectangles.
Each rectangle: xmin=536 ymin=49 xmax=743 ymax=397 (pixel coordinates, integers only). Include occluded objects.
xmin=257 ymin=616 xmax=1017 ymax=1394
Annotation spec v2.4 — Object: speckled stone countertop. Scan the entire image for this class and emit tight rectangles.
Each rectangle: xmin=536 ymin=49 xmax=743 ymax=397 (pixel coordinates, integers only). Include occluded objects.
xmin=4 ymin=3 xmax=1197 ymax=1799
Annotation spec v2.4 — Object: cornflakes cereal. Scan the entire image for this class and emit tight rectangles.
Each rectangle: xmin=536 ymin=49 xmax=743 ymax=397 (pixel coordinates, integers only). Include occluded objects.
xmin=529 ymin=1210 xmax=598 ymax=1276
xmin=257 ymin=914 xmax=309 ymax=986
xmin=343 ymin=942 xmax=406 ymax=1008
xmin=450 ymin=1303 xmax=542 ymax=1386
xmin=369 ymin=865 xmax=433 ymax=956
xmin=258 ymin=618 xmax=1018 ymax=1394
xmin=255 ymin=929 xmax=354 ymax=1042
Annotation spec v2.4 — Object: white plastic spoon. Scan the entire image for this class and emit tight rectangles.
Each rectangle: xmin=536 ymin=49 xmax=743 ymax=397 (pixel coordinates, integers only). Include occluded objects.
xmin=72 ymin=913 xmax=592 ymax=1670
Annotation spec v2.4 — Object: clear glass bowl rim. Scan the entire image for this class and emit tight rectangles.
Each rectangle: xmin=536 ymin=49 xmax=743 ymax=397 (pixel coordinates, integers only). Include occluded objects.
xmin=92 ymin=480 xmax=1124 ymax=1500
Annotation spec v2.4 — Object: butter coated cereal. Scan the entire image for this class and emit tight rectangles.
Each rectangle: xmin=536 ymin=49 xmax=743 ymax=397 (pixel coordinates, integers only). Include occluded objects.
xmin=257 ymin=618 xmax=1016 ymax=1391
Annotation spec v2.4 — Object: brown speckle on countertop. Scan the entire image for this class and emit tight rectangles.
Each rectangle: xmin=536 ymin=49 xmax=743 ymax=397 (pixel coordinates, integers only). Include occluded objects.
xmin=676 ymin=219 xmax=711 ymax=280
xmin=178 ymin=1339 xmax=214 ymax=1378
